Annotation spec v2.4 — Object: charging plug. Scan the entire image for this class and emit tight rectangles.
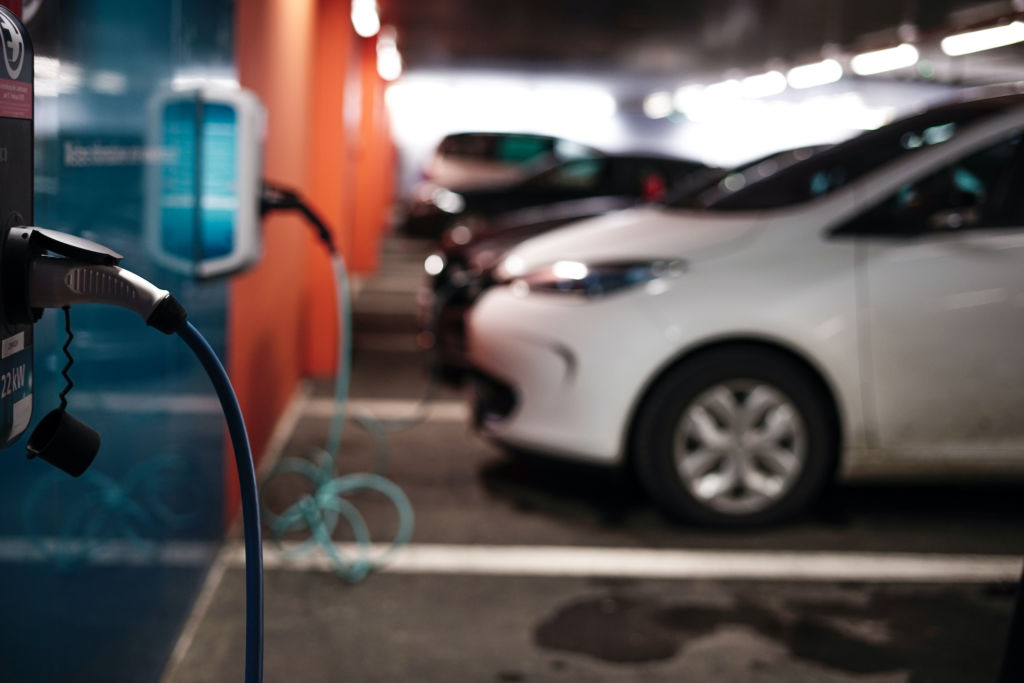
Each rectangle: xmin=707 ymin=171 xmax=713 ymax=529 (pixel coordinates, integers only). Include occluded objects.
xmin=2 ymin=226 xmax=189 ymax=475
xmin=3 ymin=226 xmax=187 ymax=333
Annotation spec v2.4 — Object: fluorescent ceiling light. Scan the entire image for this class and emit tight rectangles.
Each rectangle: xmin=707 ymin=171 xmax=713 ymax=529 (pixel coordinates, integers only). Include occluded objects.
xmin=850 ymin=43 xmax=919 ymax=76
xmin=673 ymin=84 xmax=704 ymax=112
xmin=643 ymin=91 xmax=674 ymax=119
xmin=941 ymin=21 xmax=1024 ymax=56
xmin=377 ymin=48 xmax=402 ymax=81
xmin=740 ymin=70 xmax=787 ymax=98
xmin=704 ymin=78 xmax=742 ymax=98
xmin=786 ymin=58 xmax=843 ymax=89
xmin=377 ymin=27 xmax=402 ymax=81
xmin=351 ymin=0 xmax=380 ymax=38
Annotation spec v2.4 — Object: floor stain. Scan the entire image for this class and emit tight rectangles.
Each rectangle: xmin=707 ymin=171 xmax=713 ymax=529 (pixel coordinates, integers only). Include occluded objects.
xmin=534 ymin=596 xmax=678 ymax=663
xmin=534 ymin=585 xmax=1013 ymax=681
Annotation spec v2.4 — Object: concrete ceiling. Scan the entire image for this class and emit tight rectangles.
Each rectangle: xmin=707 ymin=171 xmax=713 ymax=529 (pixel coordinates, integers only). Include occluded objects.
xmin=380 ymin=0 xmax=1024 ymax=86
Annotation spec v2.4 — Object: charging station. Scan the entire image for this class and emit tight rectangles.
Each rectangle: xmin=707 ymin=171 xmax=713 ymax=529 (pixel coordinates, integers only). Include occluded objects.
xmin=0 ymin=9 xmax=265 ymax=681
xmin=145 ymin=85 xmax=266 ymax=279
xmin=0 ymin=5 xmax=33 ymax=448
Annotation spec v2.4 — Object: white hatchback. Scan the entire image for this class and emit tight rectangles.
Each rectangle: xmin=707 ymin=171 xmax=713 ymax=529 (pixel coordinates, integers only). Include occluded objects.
xmin=465 ymin=91 xmax=1024 ymax=525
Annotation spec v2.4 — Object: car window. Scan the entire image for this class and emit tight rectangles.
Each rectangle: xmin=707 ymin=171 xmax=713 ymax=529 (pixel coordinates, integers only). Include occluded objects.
xmin=495 ymin=135 xmax=554 ymax=163
xmin=836 ymin=131 xmax=1024 ymax=235
xmin=524 ymin=158 xmax=606 ymax=190
xmin=686 ymin=97 xmax=1023 ymax=211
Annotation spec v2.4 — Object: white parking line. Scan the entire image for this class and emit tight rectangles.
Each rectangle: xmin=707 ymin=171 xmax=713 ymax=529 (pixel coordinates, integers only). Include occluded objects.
xmin=68 ymin=392 xmax=223 ymax=415
xmin=305 ymin=397 xmax=469 ymax=422
xmin=232 ymin=542 xmax=1023 ymax=583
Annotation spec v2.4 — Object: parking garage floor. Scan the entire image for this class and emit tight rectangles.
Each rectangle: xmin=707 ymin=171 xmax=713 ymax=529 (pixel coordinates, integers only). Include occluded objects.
xmin=163 ymin=237 xmax=1024 ymax=682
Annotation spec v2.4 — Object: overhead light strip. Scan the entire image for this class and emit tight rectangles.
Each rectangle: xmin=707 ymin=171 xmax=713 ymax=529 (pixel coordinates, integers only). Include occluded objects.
xmin=941 ymin=20 xmax=1024 ymax=56
xmin=850 ymin=43 xmax=919 ymax=76
xmin=786 ymin=58 xmax=843 ymax=89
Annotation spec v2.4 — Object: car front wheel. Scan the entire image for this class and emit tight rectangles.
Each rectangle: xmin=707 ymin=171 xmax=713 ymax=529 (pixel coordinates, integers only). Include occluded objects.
xmin=632 ymin=347 xmax=837 ymax=526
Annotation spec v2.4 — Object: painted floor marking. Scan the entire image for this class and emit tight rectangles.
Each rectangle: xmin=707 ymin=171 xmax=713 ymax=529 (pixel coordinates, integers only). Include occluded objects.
xmin=0 ymin=537 xmax=217 ymax=567
xmin=71 ymin=391 xmax=222 ymax=415
xmin=228 ymin=542 xmax=1023 ymax=583
xmin=305 ymin=397 xmax=468 ymax=422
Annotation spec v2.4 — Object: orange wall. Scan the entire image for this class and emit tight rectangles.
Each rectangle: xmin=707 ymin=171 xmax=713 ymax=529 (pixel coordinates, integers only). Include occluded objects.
xmin=231 ymin=0 xmax=395 ymax=515
xmin=353 ymin=37 xmax=396 ymax=275
xmin=231 ymin=0 xmax=316 ymax=517
xmin=303 ymin=0 xmax=356 ymax=376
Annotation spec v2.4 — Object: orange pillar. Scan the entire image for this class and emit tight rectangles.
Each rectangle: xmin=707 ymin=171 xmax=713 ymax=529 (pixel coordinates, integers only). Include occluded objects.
xmin=230 ymin=0 xmax=396 ymax=516
xmin=231 ymin=0 xmax=316 ymax=517
xmin=303 ymin=0 xmax=355 ymax=376
xmin=352 ymin=36 xmax=395 ymax=273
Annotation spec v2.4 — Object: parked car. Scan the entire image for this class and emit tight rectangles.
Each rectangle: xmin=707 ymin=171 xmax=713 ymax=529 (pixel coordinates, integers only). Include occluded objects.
xmin=401 ymin=152 xmax=713 ymax=238
xmin=465 ymin=90 xmax=1024 ymax=526
xmin=422 ymin=131 xmax=599 ymax=192
xmin=421 ymin=148 xmax=826 ymax=381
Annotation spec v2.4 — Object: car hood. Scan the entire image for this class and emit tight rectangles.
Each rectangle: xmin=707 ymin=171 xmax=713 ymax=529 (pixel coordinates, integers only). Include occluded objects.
xmin=500 ymin=206 xmax=761 ymax=274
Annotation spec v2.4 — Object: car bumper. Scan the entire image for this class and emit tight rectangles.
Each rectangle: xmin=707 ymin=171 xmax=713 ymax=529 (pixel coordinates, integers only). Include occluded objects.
xmin=465 ymin=285 xmax=672 ymax=464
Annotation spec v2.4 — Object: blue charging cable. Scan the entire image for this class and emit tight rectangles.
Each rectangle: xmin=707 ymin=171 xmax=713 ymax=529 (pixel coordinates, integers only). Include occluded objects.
xmin=178 ymin=320 xmax=263 ymax=683
xmin=22 ymin=318 xmax=264 ymax=683
xmin=10 ymin=228 xmax=263 ymax=682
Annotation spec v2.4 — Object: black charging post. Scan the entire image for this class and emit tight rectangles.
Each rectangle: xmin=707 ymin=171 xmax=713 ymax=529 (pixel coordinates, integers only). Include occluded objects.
xmin=0 ymin=6 xmax=34 ymax=448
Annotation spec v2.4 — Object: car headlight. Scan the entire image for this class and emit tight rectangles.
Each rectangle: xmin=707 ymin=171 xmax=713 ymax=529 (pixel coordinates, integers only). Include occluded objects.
xmin=510 ymin=259 xmax=685 ymax=299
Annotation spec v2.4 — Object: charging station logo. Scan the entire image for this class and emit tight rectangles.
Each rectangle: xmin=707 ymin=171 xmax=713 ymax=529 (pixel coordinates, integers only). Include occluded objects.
xmin=0 ymin=13 xmax=24 ymax=80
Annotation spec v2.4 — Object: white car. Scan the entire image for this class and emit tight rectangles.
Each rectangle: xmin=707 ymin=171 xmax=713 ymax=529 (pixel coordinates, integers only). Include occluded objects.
xmin=465 ymin=91 xmax=1024 ymax=525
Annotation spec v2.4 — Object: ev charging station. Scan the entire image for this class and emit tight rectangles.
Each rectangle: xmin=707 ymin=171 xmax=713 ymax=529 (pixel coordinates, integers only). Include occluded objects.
xmin=0 ymin=5 xmax=34 ymax=448
xmin=145 ymin=85 xmax=266 ymax=279
xmin=0 ymin=8 xmax=265 ymax=682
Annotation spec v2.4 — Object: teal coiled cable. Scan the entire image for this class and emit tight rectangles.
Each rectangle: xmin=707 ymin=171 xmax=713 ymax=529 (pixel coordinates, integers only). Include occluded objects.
xmin=260 ymin=252 xmax=414 ymax=582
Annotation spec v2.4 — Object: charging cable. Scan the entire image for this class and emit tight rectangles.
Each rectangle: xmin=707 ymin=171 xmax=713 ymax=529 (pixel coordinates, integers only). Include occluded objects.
xmin=15 ymin=227 xmax=263 ymax=683
xmin=258 ymin=183 xmax=416 ymax=580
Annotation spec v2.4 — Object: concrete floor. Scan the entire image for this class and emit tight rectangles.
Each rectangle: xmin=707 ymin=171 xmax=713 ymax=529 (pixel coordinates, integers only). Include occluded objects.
xmin=164 ymin=236 xmax=1024 ymax=682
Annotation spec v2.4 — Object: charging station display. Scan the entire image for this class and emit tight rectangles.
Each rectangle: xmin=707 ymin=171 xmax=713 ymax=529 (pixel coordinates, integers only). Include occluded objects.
xmin=145 ymin=85 xmax=265 ymax=279
xmin=0 ymin=6 xmax=33 ymax=447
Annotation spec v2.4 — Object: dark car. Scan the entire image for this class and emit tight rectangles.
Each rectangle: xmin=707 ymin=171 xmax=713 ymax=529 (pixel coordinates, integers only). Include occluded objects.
xmin=418 ymin=145 xmax=829 ymax=382
xmin=401 ymin=153 xmax=714 ymax=238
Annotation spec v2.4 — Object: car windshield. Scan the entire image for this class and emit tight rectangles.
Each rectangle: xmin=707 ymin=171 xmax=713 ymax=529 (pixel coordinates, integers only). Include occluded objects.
xmin=671 ymin=95 xmax=1023 ymax=211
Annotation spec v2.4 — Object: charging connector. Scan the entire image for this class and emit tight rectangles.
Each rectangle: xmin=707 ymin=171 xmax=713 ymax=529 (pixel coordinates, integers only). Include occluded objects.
xmin=3 ymin=226 xmax=187 ymax=334
xmin=28 ymin=256 xmax=187 ymax=334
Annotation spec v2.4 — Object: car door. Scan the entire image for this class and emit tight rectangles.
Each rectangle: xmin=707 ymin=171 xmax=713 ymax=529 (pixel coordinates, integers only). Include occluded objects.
xmin=850 ymin=130 xmax=1024 ymax=457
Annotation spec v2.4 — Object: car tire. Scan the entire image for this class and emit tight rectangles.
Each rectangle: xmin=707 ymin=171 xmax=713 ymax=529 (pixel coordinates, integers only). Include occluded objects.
xmin=632 ymin=347 xmax=837 ymax=526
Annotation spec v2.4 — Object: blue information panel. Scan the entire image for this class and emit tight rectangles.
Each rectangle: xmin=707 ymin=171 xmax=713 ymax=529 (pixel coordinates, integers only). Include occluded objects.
xmin=159 ymin=100 xmax=239 ymax=262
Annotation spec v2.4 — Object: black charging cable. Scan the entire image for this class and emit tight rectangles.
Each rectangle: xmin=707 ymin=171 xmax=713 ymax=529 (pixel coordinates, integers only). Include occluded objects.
xmin=260 ymin=181 xmax=337 ymax=254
